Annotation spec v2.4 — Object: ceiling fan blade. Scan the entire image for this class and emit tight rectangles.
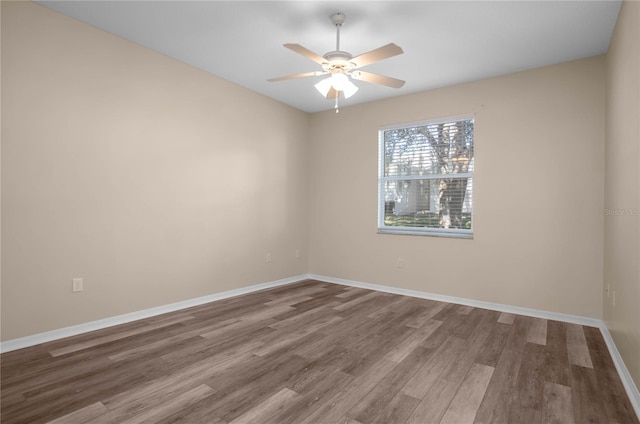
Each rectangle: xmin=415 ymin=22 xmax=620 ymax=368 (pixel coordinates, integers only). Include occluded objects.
xmin=283 ymin=43 xmax=327 ymax=65
xmin=268 ymin=71 xmax=326 ymax=82
xmin=350 ymin=43 xmax=403 ymax=68
xmin=351 ymin=71 xmax=405 ymax=88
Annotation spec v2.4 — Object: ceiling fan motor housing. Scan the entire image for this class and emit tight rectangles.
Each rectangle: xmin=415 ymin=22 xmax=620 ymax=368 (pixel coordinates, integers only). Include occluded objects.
xmin=322 ymin=51 xmax=355 ymax=73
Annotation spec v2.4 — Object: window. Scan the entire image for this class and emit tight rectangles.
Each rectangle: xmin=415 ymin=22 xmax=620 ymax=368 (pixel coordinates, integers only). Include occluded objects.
xmin=378 ymin=116 xmax=474 ymax=238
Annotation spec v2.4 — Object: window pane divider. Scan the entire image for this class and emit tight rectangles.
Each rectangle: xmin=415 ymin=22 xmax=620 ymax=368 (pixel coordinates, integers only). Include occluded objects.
xmin=382 ymin=173 xmax=472 ymax=182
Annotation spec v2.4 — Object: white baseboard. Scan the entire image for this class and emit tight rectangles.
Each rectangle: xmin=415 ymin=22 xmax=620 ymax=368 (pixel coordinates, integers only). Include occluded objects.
xmin=598 ymin=324 xmax=640 ymax=418
xmin=309 ymin=273 xmax=640 ymax=420
xmin=0 ymin=274 xmax=306 ymax=354
xmin=309 ymin=274 xmax=603 ymax=326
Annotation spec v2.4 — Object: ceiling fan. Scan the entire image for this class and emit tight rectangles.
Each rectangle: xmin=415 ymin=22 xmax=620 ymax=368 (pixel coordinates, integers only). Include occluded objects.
xmin=268 ymin=13 xmax=405 ymax=112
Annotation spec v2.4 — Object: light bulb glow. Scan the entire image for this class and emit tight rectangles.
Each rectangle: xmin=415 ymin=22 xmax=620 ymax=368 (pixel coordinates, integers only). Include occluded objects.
xmin=330 ymin=73 xmax=349 ymax=90
xmin=315 ymin=73 xmax=358 ymax=100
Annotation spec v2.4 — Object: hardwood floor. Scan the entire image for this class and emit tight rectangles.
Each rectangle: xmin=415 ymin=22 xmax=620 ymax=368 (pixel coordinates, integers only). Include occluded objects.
xmin=1 ymin=280 xmax=638 ymax=424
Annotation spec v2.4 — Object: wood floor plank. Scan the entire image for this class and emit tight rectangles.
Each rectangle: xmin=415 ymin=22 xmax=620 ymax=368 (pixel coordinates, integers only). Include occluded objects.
xmin=566 ymin=323 xmax=593 ymax=368
xmin=457 ymin=305 xmax=474 ymax=315
xmin=347 ymin=346 xmax=432 ymax=424
xmin=263 ymin=285 xmax=328 ymax=305
xmin=474 ymin=348 xmax=524 ymax=424
xmin=439 ymin=363 xmax=495 ymax=424
xmin=268 ymin=300 xmax=341 ymax=330
xmin=527 ymin=317 xmax=548 ymax=346
xmin=402 ymin=335 xmax=465 ymax=398
xmin=299 ymin=358 xmax=398 ymax=424
xmin=370 ymin=392 xmax=420 ymax=424
xmin=366 ymin=296 xmax=415 ymax=320
xmin=497 ymin=312 xmax=516 ymax=324
xmin=161 ymin=330 xmax=267 ymax=370
xmin=541 ymin=320 xmax=571 ymax=386
xmin=5 ymin=379 xmax=147 ymax=423
xmin=120 ymin=384 xmax=214 ymax=424
xmin=507 ymin=342 xmax=546 ymax=423
xmin=153 ymin=406 xmax=225 ymax=424
xmin=542 ymin=381 xmax=575 ymax=424
xmin=48 ymin=315 xmax=193 ymax=357
xmin=238 ymin=304 xmax=296 ymax=322
xmin=288 ymin=288 xmax=352 ymax=313
xmin=570 ymin=364 xmax=609 ymax=424
xmin=474 ymin=321 xmax=512 ymax=368
xmin=203 ymin=354 xmax=312 ymax=423
xmin=264 ymin=294 xmax=314 ymax=306
xmin=384 ymin=319 xmax=442 ymax=363
xmin=341 ymin=320 xmax=417 ymax=377
xmin=421 ymin=308 xmax=467 ymax=349
xmin=407 ymin=314 xmax=497 ymax=424
xmin=1 ymin=355 xmax=115 ymax=400
xmin=336 ymin=417 xmax=363 ymax=424
xmin=253 ymin=315 xmax=342 ymax=357
xmin=2 ymin=280 xmax=636 ymax=424
xmin=199 ymin=316 xmax=271 ymax=339
xmin=45 ymin=402 xmax=108 ymax=424
xmin=451 ymin=308 xmax=490 ymax=340
xmin=285 ymin=354 xmax=345 ymax=394
xmin=227 ymin=387 xmax=300 ymax=424
xmin=108 ymin=332 xmax=202 ymax=362
xmin=292 ymin=310 xmax=385 ymax=360
xmin=39 ymin=319 xmax=152 ymax=352
xmin=6 ymin=360 xmax=153 ymax=423
xmin=335 ymin=287 xmax=365 ymax=298
xmin=101 ymin=349 xmax=256 ymax=417
xmin=333 ymin=291 xmax=385 ymax=312
xmin=297 ymin=303 xmax=419 ymax=375
xmin=405 ymin=377 xmax=461 ymax=424
xmin=404 ymin=301 xmax=447 ymax=329
xmin=503 ymin=315 xmax=532 ymax=352
xmin=438 ymin=309 xmax=497 ymax=384
xmin=266 ymin=369 xmax=354 ymax=424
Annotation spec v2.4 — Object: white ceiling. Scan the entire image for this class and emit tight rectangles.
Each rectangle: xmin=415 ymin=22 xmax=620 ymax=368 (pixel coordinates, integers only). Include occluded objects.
xmin=38 ymin=1 xmax=621 ymax=113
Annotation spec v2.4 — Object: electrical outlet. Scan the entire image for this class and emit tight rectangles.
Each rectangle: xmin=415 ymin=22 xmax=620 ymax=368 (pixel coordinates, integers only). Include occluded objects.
xmin=265 ymin=253 xmax=271 ymax=263
xmin=72 ymin=278 xmax=83 ymax=293
xmin=397 ymin=258 xmax=404 ymax=268
xmin=295 ymin=249 xmax=300 ymax=258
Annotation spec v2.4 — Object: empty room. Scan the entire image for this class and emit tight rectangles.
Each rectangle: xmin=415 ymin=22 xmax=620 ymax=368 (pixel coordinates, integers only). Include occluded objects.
xmin=1 ymin=1 xmax=639 ymax=423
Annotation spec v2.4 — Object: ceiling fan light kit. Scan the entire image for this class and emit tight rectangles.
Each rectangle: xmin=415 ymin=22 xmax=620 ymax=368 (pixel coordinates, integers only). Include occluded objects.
xmin=315 ymin=73 xmax=358 ymax=99
xmin=268 ymin=12 xmax=405 ymax=113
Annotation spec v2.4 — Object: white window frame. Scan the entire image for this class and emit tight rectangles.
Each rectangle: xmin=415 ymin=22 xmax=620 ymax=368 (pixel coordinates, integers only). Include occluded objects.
xmin=377 ymin=115 xmax=474 ymax=238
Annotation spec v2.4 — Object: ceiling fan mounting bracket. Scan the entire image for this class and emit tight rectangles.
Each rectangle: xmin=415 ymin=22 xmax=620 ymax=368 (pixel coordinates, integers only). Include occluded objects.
xmin=330 ymin=13 xmax=346 ymax=27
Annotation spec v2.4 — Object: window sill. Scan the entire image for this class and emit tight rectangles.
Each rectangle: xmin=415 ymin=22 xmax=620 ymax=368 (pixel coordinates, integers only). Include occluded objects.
xmin=377 ymin=228 xmax=473 ymax=239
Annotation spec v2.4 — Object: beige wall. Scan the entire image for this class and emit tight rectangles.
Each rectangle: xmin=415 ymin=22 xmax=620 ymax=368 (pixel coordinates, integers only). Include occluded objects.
xmin=308 ymin=56 xmax=606 ymax=319
xmin=1 ymin=2 xmax=310 ymax=341
xmin=0 ymin=1 xmax=619 ymax=357
xmin=604 ymin=0 xmax=640 ymax=388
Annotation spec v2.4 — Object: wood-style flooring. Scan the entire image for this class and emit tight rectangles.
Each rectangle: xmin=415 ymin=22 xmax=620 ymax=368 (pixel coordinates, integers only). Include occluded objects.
xmin=1 ymin=280 xmax=638 ymax=424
